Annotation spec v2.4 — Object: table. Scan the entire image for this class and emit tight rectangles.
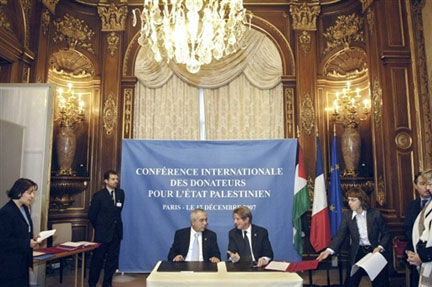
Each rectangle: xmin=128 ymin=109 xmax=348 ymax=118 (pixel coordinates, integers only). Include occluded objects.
xmin=34 ymin=243 xmax=100 ymax=287
xmin=147 ymin=261 xmax=303 ymax=287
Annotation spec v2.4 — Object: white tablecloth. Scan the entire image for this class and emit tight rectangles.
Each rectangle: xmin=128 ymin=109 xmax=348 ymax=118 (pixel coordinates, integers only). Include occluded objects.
xmin=147 ymin=261 xmax=303 ymax=287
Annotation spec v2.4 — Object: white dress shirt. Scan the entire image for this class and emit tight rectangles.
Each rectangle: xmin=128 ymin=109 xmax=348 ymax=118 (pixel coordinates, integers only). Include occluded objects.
xmin=352 ymin=210 xmax=371 ymax=246
xmin=185 ymin=228 xmax=203 ymax=261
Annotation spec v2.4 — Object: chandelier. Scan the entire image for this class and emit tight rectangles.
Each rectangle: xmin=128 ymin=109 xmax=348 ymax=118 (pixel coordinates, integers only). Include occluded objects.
xmin=329 ymin=82 xmax=371 ymax=128
xmin=56 ymin=83 xmax=85 ymax=129
xmin=133 ymin=0 xmax=252 ymax=74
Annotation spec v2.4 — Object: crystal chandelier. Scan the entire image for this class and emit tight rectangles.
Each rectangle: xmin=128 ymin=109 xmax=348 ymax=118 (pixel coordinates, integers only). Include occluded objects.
xmin=133 ymin=0 xmax=252 ymax=74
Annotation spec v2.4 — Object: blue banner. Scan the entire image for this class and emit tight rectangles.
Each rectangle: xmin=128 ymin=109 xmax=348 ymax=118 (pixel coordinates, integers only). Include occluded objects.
xmin=119 ymin=139 xmax=299 ymax=271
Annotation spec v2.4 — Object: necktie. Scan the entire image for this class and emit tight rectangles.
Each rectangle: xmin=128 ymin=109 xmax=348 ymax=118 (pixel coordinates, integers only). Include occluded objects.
xmin=422 ymin=199 xmax=428 ymax=208
xmin=242 ymin=230 xmax=253 ymax=262
xmin=191 ymin=233 xmax=200 ymax=261
xmin=110 ymin=190 xmax=115 ymax=204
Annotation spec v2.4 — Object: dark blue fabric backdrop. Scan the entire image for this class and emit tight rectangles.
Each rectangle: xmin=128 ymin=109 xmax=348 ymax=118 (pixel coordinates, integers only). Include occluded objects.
xmin=119 ymin=139 xmax=299 ymax=272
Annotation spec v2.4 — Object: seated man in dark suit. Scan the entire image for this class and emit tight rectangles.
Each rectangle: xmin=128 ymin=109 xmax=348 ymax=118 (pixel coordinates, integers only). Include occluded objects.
xmin=404 ymin=172 xmax=431 ymax=286
xmin=227 ymin=206 xmax=273 ymax=267
xmin=168 ymin=208 xmax=221 ymax=263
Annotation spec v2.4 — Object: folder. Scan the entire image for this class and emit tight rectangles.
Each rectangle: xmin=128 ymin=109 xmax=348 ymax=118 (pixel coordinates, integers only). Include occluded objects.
xmin=264 ymin=260 xmax=319 ymax=272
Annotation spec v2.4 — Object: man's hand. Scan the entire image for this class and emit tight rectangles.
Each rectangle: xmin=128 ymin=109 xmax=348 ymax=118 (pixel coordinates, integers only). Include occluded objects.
xmin=173 ymin=255 xmax=185 ymax=262
xmin=317 ymin=250 xmax=331 ymax=262
xmin=257 ymin=257 xmax=269 ymax=267
xmin=227 ymin=250 xmax=240 ymax=263
xmin=209 ymin=257 xmax=220 ymax=263
xmin=30 ymin=239 xmax=39 ymax=248
xmin=373 ymin=246 xmax=383 ymax=253
xmin=407 ymin=251 xmax=422 ymax=266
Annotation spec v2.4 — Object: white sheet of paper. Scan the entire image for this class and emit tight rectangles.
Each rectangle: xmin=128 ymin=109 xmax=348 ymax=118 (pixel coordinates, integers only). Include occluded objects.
xmin=350 ymin=252 xmax=387 ymax=281
xmin=37 ymin=229 xmax=56 ymax=243
xmin=264 ymin=261 xmax=290 ymax=271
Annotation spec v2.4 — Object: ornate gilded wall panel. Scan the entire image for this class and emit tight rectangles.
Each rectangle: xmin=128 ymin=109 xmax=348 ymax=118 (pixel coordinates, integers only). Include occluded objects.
xmin=53 ymin=13 xmax=95 ymax=54
xmin=41 ymin=9 xmax=50 ymax=36
xmin=0 ymin=1 xmax=12 ymax=32
xmin=107 ymin=32 xmax=119 ymax=56
xmin=123 ymin=88 xmax=133 ymax=139
xmin=300 ymin=92 xmax=315 ymax=136
xmin=289 ymin=2 xmax=320 ymax=31
xmin=41 ymin=0 xmax=59 ymax=15
xmin=371 ymin=77 xmax=382 ymax=127
xmin=49 ymin=49 xmax=95 ymax=77
xmin=103 ymin=92 xmax=117 ymax=136
xmin=299 ymin=31 xmax=311 ymax=55
xmin=323 ymin=13 xmax=364 ymax=54
xmin=284 ymin=87 xmax=294 ymax=137
xmin=97 ymin=3 xmax=128 ymax=32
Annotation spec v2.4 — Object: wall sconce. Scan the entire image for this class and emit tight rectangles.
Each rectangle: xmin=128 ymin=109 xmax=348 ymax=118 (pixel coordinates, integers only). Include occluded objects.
xmin=330 ymin=81 xmax=371 ymax=128
xmin=327 ymin=82 xmax=371 ymax=177
xmin=55 ymin=83 xmax=85 ymax=176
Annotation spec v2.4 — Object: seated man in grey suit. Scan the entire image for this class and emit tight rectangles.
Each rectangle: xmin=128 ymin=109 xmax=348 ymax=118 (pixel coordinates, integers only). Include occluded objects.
xmin=168 ymin=208 xmax=221 ymax=263
xmin=227 ymin=206 xmax=273 ymax=267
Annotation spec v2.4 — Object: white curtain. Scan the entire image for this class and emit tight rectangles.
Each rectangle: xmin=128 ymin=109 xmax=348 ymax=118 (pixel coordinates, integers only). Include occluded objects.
xmin=133 ymin=28 xmax=284 ymax=140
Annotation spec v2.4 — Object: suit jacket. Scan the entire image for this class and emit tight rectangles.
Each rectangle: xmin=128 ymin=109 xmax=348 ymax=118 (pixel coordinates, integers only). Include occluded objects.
xmin=0 ymin=200 xmax=33 ymax=281
xmin=167 ymin=228 xmax=221 ymax=261
xmin=89 ymin=187 xmax=125 ymax=243
xmin=329 ymin=208 xmax=390 ymax=264
xmin=228 ymin=224 xmax=273 ymax=261
xmin=404 ymin=198 xmax=422 ymax=251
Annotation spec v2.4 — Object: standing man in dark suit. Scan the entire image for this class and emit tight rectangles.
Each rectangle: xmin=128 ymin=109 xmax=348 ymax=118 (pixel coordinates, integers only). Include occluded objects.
xmin=168 ymin=208 xmax=221 ymax=263
xmin=88 ymin=170 xmax=125 ymax=287
xmin=227 ymin=206 xmax=273 ymax=267
xmin=404 ymin=172 xmax=430 ymax=286
xmin=317 ymin=188 xmax=390 ymax=287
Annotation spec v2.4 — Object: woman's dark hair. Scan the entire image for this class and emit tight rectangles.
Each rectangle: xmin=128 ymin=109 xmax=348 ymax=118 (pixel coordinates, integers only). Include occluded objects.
xmin=7 ymin=178 xmax=38 ymax=199
xmin=346 ymin=187 xmax=370 ymax=210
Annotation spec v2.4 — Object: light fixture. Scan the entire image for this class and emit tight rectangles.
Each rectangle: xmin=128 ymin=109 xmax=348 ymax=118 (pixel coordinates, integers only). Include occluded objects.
xmin=326 ymin=81 xmax=371 ymax=177
xmin=55 ymin=83 xmax=85 ymax=176
xmin=133 ymin=0 xmax=252 ymax=74
xmin=329 ymin=81 xmax=371 ymax=128
xmin=56 ymin=83 xmax=85 ymax=128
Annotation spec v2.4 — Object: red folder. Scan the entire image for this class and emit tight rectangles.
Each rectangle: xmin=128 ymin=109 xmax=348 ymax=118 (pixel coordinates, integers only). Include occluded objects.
xmin=287 ymin=260 xmax=319 ymax=272
xmin=265 ymin=260 xmax=319 ymax=272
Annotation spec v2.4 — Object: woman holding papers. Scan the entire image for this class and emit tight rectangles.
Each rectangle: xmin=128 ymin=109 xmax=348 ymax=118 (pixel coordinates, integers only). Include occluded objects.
xmin=0 ymin=178 xmax=39 ymax=287
xmin=317 ymin=188 xmax=390 ymax=287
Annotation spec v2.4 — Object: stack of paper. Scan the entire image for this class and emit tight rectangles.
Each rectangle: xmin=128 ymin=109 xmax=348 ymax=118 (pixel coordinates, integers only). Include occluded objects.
xmin=350 ymin=252 xmax=388 ymax=280
xmin=37 ymin=229 xmax=56 ymax=243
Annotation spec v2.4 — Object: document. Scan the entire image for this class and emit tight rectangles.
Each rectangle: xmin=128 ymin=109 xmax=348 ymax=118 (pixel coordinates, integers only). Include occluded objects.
xmin=37 ymin=229 xmax=56 ymax=243
xmin=58 ymin=241 xmax=98 ymax=250
xmin=264 ymin=260 xmax=318 ymax=272
xmin=350 ymin=252 xmax=387 ymax=281
xmin=264 ymin=261 xmax=290 ymax=271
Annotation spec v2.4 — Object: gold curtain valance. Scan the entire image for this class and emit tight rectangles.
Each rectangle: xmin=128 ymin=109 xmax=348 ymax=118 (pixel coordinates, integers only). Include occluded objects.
xmin=135 ymin=29 xmax=282 ymax=89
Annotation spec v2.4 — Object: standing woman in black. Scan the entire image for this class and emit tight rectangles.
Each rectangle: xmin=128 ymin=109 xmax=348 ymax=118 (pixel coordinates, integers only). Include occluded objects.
xmin=0 ymin=178 xmax=39 ymax=287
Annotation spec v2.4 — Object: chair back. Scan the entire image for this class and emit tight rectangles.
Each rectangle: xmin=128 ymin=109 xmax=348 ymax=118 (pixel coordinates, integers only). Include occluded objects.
xmin=52 ymin=223 xmax=72 ymax=245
